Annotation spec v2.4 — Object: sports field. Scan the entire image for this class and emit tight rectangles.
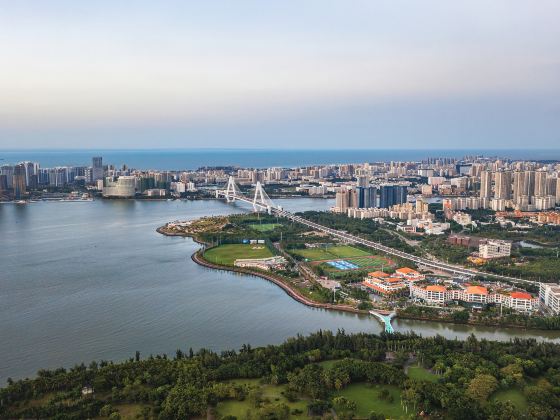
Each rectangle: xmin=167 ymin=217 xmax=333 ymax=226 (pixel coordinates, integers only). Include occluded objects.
xmin=323 ymin=255 xmax=395 ymax=272
xmin=290 ymin=245 xmax=370 ymax=261
xmin=249 ymin=223 xmax=281 ymax=232
xmin=204 ymin=244 xmax=273 ymax=266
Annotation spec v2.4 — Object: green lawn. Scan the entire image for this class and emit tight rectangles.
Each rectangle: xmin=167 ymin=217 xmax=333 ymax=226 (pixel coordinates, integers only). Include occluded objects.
xmin=204 ymin=244 xmax=273 ymax=266
xmin=216 ymin=380 xmax=308 ymax=419
xmin=491 ymin=388 xmax=528 ymax=411
xmin=407 ymin=366 xmax=439 ymax=382
xmin=249 ymin=223 xmax=282 ymax=232
xmin=335 ymin=383 xmax=406 ymax=419
xmin=291 ymin=245 xmax=370 ymax=261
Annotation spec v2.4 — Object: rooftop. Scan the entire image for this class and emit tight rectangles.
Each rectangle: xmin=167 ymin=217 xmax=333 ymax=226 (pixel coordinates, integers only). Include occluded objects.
xmin=466 ymin=285 xmax=488 ymax=295
xmin=368 ymin=271 xmax=390 ymax=278
xmin=510 ymin=291 xmax=533 ymax=300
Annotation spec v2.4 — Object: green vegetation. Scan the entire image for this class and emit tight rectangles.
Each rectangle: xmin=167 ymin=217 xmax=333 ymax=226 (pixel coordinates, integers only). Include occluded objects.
xmin=335 ymin=383 xmax=405 ymax=418
xmin=407 ymin=365 xmax=439 ymax=382
xmin=492 ymin=388 xmax=528 ymax=411
xmin=203 ymin=244 xmax=273 ymax=266
xmin=289 ymin=245 xmax=370 ymax=261
xmin=249 ymin=223 xmax=282 ymax=232
xmin=420 ymin=236 xmax=472 ymax=264
xmin=4 ymin=331 xmax=560 ymax=419
xmin=295 ymin=211 xmax=419 ymax=255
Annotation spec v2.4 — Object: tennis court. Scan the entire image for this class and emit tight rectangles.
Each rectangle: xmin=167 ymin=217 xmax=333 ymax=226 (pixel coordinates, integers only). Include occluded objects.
xmin=326 ymin=260 xmax=360 ymax=270
xmin=321 ymin=255 xmax=395 ymax=272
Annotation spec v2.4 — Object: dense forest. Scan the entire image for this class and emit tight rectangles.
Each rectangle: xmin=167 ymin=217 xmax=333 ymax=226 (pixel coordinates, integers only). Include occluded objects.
xmin=2 ymin=331 xmax=560 ymax=419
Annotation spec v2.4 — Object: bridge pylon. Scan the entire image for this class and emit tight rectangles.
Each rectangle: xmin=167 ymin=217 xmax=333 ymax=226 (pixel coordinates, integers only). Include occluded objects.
xmin=225 ymin=176 xmax=241 ymax=203
xmin=253 ymin=181 xmax=275 ymax=214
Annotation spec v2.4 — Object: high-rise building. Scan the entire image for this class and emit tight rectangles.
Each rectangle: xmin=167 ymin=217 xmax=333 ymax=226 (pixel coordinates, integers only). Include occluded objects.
xmin=534 ymin=170 xmax=548 ymax=197
xmin=556 ymin=177 xmax=560 ymax=205
xmin=480 ymin=170 xmax=492 ymax=199
xmin=0 ymin=175 xmax=8 ymax=193
xmin=334 ymin=188 xmax=350 ymax=213
xmin=512 ymin=171 xmax=524 ymax=204
xmin=1 ymin=165 xmax=14 ymax=188
xmin=349 ymin=188 xmax=359 ymax=209
xmin=522 ymin=170 xmax=535 ymax=201
xmin=494 ymin=171 xmax=512 ymax=200
xmin=92 ymin=156 xmax=104 ymax=182
xmin=379 ymin=185 xmax=407 ymax=208
xmin=13 ymin=163 xmax=27 ymax=199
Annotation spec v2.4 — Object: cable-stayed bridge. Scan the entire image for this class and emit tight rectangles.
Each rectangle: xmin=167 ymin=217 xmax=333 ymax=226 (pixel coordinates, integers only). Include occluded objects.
xmin=216 ymin=177 xmax=538 ymax=285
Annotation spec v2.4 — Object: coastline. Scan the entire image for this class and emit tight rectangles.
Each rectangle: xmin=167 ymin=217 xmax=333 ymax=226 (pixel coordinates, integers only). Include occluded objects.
xmin=157 ymin=225 xmax=560 ymax=333
xmin=157 ymin=226 xmax=369 ymax=317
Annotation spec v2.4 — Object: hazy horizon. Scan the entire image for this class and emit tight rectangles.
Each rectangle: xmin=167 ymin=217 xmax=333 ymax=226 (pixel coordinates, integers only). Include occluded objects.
xmin=1 ymin=1 xmax=559 ymax=149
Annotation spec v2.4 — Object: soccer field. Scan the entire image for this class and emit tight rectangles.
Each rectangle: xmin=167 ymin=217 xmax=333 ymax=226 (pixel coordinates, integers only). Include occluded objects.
xmin=204 ymin=244 xmax=273 ymax=266
xmin=291 ymin=245 xmax=370 ymax=261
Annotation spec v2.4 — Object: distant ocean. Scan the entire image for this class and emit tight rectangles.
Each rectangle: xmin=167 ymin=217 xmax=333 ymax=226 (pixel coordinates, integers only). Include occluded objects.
xmin=1 ymin=149 xmax=559 ymax=170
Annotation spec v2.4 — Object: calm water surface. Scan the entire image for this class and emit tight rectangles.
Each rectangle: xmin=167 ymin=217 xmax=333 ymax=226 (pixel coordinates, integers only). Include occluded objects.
xmin=1 ymin=198 xmax=559 ymax=382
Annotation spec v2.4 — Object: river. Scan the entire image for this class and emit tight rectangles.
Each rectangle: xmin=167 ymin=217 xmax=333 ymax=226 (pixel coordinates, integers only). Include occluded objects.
xmin=1 ymin=198 xmax=558 ymax=382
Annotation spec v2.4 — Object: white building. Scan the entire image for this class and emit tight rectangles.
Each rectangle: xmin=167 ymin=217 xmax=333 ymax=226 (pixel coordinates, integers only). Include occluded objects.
xmin=452 ymin=212 xmax=472 ymax=227
xmin=102 ymin=176 xmax=136 ymax=198
xmin=479 ymin=240 xmax=512 ymax=259
xmin=234 ymin=256 xmax=287 ymax=271
xmin=539 ymin=283 xmax=560 ymax=314
xmin=410 ymin=284 xmax=538 ymax=312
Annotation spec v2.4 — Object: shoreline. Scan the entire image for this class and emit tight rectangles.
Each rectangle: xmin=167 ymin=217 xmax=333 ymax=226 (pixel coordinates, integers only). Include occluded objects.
xmin=191 ymin=250 xmax=367 ymax=316
xmin=157 ymin=226 xmax=371 ymax=317
xmin=157 ymin=225 xmax=560 ymax=333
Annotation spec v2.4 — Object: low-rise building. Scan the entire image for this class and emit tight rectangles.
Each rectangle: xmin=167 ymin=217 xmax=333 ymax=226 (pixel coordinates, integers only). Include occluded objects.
xmin=234 ymin=256 xmax=287 ymax=271
xmin=479 ymin=239 xmax=512 ymax=259
xmin=395 ymin=267 xmax=424 ymax=282
xmin=409 ymin=283 xmax=538 ymax=312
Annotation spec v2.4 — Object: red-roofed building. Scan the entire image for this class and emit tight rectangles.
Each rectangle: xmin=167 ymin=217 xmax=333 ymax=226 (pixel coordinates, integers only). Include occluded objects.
xmin=409 ymin=283 xmax=538 ymax=312
xmin=395 ymin=267 xmax=424 ymax=282
xmin=362 ymin=272 xmax=407 ymax=295
xmin=368 ymin=271 xmax=389 ymax=278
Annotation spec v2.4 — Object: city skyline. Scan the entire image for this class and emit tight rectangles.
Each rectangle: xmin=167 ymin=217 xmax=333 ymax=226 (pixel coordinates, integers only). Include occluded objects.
xmin=1 ymin=1 xmax=560 ymax=149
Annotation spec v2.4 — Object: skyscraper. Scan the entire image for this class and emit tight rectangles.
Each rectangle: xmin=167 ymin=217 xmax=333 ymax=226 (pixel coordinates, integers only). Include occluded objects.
xmin=335 ymin=188 xmax=349 ymax=213
xmin=13 ymin=163 xmax=27 ymax=199
xmin=522 ymin=170 xmax=535 ymax=200
xmin=480 ymin=170 xmax=492 ymax=199
xmin=494 ymin=171 xmax=512 ymax=200
xmin=379 ymin=185 xmax=406 ymax=208
xmin=512 ymin=171 xmax=524 ymax=204
xmin=534 ymin=170 xmax=548 ymax=197
xmin=92 ymin=156 xmax=104 ymax=182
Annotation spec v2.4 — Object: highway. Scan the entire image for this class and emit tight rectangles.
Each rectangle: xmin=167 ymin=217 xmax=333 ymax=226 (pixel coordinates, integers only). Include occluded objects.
xmin=217 ymin=190 xmax=539 ymax=286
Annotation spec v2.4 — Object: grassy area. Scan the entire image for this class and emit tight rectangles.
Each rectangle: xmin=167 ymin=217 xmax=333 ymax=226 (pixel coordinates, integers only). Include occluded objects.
xmin=114 ymin=403 xmax=145 ymax=419
xmin=249 ymin=223 xmax=282 ymax=232
xmin=291 ymin=245 xmax=370 ymax=261
xmin=407 ymin=365 xmax=439 ymax=382
xmin=203 ymin=244 xmax=273 ymax=266
xmin=335 ymin=383 xmax=406 ymax=419
xmin=216 ymin=380 xmax=308 ymax=419
xmin=491 ymin=388 xmax=528 ymax=410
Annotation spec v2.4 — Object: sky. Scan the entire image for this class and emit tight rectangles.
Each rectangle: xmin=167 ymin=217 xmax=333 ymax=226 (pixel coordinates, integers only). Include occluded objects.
xmin=0 ymin=0 xmax=559 ymax=150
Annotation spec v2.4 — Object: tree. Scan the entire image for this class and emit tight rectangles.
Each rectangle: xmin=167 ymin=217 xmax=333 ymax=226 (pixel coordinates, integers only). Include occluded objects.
xmin=452 ymin=310 xmax=470 ymax=323
xmin=466 ymin=374 xmax=498 ymax=403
